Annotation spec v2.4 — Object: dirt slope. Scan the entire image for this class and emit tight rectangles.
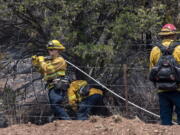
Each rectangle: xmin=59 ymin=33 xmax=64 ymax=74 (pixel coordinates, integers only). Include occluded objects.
xmin=0 ymin=116 xmax=179 ymax=135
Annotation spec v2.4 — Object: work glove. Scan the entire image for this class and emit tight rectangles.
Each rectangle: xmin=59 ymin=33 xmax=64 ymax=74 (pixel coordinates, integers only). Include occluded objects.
xmin=69 ymin=101 xmax=78 ymax=111
xmin=37 ymin=56 xmax=45 ymax=62
xmin=32 ymin=55 xmax=37 ymax=60
xmin=31 ymin=55 xmax=39 ymax=66
xmin=71 ymin=104 xmax=78 ymax=112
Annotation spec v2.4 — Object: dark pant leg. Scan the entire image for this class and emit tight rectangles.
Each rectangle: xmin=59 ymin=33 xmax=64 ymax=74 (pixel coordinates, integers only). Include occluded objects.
xmin=77 ymin=94 xmax=103 ymax=120
xmin=158 ymin=92 xmax=173 ymax=125
xmin=48 ymin=88 xmax=71 ymax=120
xmin=170 ymin=91 xmax=180 ymax=125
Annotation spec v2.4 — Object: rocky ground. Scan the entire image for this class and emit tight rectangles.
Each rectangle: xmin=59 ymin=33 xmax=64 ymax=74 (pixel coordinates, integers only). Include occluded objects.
xmin=0 ymin=115 xmax=179 ymax=135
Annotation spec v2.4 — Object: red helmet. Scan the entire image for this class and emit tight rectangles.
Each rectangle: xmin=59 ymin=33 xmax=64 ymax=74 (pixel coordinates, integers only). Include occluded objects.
xmin=158 ymin=24 xmax=177 ymax=36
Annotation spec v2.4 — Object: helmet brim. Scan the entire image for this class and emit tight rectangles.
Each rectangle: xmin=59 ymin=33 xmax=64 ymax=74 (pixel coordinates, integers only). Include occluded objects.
xmin=47 ymin=47 xmax=65 ymax=50
xmin=158 ymin=31 xmax=177 ymax=36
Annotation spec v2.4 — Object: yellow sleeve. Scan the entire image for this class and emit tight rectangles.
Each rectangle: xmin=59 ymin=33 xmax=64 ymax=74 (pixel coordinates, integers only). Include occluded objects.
xmin=39 ymin=57 xmax=67 ymax=74
xmin=149 ymin=47 xmax=161 ymax=70
xmin=32 ymin=57 xmax=43 ymax=73
xmin=32 ymin=59 xmax=39 ymax=67
xmin=68 ymin=83 xmax=78 ymax=106
xmin=173 ymin=45 xmax=180 ymax=64
xmin=32 ymin=56 xmax=40 ymax=67
xmin=89 ymin=88 xmax=103 ymax=96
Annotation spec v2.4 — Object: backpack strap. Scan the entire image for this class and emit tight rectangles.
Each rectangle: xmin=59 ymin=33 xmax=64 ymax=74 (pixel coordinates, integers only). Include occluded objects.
xmin=155 ymin=42 xmax=168 ymax=55
xmin=155 ymin=41 xmax=180 ymax=55
xmin=168 ymin=41 xmax=180 ymax=54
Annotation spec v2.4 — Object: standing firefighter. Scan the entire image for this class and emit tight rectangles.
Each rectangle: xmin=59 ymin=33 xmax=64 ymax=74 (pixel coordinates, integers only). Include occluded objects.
xmin=68 ymin=80 xmax=103 ymax=120
xmin=149 ymin=24 xmax=180 ymax=125
xmin=32 ymin=40 xmax=71 ymax=120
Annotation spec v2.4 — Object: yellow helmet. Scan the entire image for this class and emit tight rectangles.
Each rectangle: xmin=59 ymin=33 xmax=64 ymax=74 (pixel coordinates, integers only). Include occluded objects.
xmin=47 ymin=40 xmax=65 ymax=50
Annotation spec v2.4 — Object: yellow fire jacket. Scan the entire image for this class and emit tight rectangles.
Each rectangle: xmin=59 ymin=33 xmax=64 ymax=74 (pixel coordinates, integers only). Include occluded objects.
xmin=149 ymin=39 xmax=180 ymax=92
xmin=68 ymin=80 xmax=103 ymax=106
xmin=32 ymin=56 xmax=67 ymax=81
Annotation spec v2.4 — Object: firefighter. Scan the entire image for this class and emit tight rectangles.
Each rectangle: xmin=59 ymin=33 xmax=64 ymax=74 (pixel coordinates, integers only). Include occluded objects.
xmin=32 ymin=40 xmax=71 ymax=120
xmin=68 ymin=80 xmax=103 ymax=120
xmin=149 ymin=24 xmax=180 ymax=125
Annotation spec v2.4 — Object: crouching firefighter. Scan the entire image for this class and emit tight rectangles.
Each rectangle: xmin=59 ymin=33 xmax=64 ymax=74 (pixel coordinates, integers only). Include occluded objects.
xmin=32 ymin=40 xmax=71 ymax=120
xmin=68 ymin=80 xmax=103 ymax=120
xmin=149 ymin=24 xmax=180 ymax=125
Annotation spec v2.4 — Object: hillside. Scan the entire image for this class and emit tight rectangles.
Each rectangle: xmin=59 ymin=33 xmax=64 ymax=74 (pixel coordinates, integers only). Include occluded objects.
xmin=0 ymin=116 xmax=179 ymax=135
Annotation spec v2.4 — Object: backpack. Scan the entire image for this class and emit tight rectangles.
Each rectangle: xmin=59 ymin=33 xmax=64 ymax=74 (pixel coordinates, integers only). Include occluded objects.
xmin=149 ymin=41 xmax=180 ymax=90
